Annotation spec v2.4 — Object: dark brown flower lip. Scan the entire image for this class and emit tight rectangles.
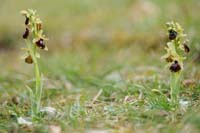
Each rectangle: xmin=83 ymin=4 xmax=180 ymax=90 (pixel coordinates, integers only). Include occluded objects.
xmin=25 ymin=17 xmax=29 ymax=25
xmin=169 ymin=29 xmax=177 ymax=40
xmin=166 ymin=56 xmax=174 ymax=62
xmin=25 ymin=55 xmax=33 ymax=64
xmin=36 ymin=38 xmax=45 ymax=49
xmin=170 ymin=61 xmax=181 ymax=72
xmin=183 ymin=44 xmax=190 ymax=53
xmin=23 ymin=28 xmax=29 ymax=39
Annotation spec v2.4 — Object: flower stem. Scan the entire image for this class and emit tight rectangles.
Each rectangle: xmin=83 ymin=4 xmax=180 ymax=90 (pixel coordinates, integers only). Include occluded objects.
xmin=25 ymin=40 xmax=43 ymax=119
xmin=170 ymin=72 xmax=181 ymax=106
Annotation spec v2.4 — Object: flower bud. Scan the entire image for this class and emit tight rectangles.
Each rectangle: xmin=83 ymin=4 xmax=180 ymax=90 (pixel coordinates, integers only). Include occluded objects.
xmin=169 ymin=29 xmax=177 ymax=40
xmin=36 ymin=23 xmax=42 ymax=31
xmin=23 ymin=28 xmax=29 ymax=39
xmin=170 ymin=61 xmax=181 ymax=72
xmin=36 ymin=39 xmax=45 ymax=49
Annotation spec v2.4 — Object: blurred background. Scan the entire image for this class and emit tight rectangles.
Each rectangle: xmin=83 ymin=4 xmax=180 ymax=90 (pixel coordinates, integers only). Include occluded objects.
xmin=0 ymin=0 xmax=200 ymax=51
xmin=1 ymin=0 xmax=200 ymax=81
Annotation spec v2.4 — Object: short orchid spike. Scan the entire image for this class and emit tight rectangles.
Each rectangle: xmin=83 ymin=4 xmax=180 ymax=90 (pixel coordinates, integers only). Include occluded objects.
xmin=162 ymin=21 xmax=190 ymax=106
xmin=20 ymin=9 xmax=48 ymax=120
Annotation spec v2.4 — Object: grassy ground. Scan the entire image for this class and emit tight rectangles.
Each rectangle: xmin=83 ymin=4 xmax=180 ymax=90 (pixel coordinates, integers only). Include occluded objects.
xmin=1 ymin=0 xmax=200 ymax=132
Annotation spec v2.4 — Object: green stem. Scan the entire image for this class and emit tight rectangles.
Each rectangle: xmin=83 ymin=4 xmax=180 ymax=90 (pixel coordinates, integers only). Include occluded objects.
xmin=170 ymin=72 xmax=181 ymax=106
xmin=25 ymin=40 xmax=43 ymax=119
xmin=34 ymin=56 xmax=42 ymax=113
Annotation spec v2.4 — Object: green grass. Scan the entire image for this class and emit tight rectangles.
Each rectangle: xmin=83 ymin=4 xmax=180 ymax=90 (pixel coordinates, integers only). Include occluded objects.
xmin=1 ymin=0 xmax=200 ymax=132
xmin=1 ymin=45 xmax=200 ymax=132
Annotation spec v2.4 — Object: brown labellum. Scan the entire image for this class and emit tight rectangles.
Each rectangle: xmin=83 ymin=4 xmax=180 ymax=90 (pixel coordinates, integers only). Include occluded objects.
xmin=169 ymin=29 xmax=177 ymax=40
xmin=166 ymin=56 xmax=173 ymax=62
xmin=25 ymin=55 xmax=33 ymax=64
xmin=23 ymin=28 xmax=29 ymax=39
xmin=169 ymin=61 xmax=181 ymax=73
xmin=25 ymin=17 xmax=29 ymax=25
xmin=36 ymin=39 xmax=45 ymax=49
xmin=184 ymin=44 xmax=190 ymax=53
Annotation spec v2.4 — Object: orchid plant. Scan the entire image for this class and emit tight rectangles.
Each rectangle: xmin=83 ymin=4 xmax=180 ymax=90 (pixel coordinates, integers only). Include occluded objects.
xmin=162 ymin=21 xmax=190 ymax=106
xmin=21 ymin=9 xmax=48 ymax=120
